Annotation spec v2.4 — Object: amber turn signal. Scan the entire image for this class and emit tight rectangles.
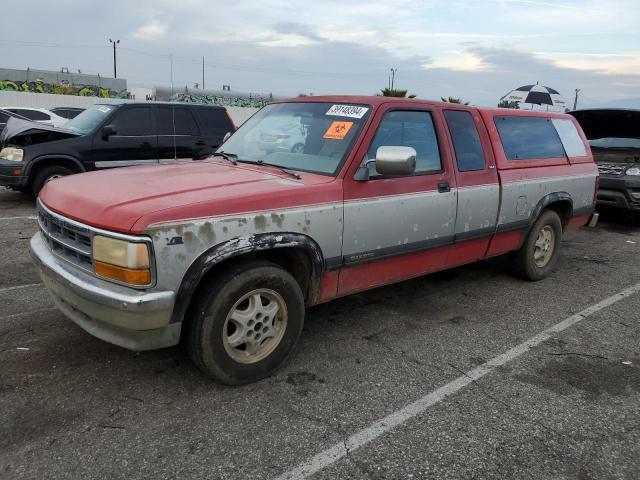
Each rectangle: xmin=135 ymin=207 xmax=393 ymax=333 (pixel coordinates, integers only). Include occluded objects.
xmin=94 ymin=261 xmax=151 ymax=286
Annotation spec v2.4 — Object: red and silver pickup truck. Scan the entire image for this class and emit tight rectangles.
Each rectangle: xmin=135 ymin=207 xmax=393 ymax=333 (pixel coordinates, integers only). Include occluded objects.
xmin=31 ymin=96 xmax=598 ymax=384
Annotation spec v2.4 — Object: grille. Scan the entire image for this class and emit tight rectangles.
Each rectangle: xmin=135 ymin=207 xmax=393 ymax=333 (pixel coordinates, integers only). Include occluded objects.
xmin=38 ymin=203 xmax=93 ymax=271
xmin=597 ymin=163 xmax=626 ymax=175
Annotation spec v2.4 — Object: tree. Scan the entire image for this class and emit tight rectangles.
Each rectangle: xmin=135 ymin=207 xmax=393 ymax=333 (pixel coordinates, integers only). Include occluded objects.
xmin=380 ymin=88 xmax=416 ymax=98
xmin=497 ymin=100 xmax=520 ymax=109
xmin=441 ymin=96 xmax=469 ymax=105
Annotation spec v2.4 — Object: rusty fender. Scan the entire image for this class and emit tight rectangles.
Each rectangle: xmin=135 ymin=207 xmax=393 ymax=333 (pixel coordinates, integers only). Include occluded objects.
xmin=169 ymin=232 xmax=325 ymax=325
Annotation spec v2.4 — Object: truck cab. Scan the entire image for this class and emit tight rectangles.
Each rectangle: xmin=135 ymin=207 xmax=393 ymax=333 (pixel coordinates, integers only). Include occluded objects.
xmin=30 ymin=96 xmax=598 ymax=384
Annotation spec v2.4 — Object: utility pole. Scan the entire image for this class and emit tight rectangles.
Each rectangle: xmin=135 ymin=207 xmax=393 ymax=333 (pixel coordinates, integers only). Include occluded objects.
xmin=109 ymin=38 xmax=120 ymax=78
xmin=170 ymin=54 xmax=174 ymax=95
xmin=573 ymin=89 xmax=580 ymax=110
xmin=390 ymin=68 xmax=397 ymax=90
xmin=202 ymin=56 xmax=205 ymax=90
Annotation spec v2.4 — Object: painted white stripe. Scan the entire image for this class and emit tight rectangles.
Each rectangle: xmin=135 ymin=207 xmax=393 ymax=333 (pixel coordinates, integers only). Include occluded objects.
xmin=274 ymin=282 xmax=640 ymax=480
xmin=0 ymin=215 xmax=37 ymax=221
xmin=0 ymin=283 xmax=41 ymax=293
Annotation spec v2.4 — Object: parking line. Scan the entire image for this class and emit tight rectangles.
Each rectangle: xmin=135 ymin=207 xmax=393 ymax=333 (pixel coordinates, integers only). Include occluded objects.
xmin=0 ymin=283 xmax=41 ymax=293
xmin=273 ymin=282 xmax=640 ymax=480
xmin=0 ymin=215 xmax=37 ymax=221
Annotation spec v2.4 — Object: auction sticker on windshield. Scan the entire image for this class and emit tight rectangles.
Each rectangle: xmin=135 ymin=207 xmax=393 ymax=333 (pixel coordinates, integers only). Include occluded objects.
xmin=323 ymin=121 xmax=353 ymax=140
xmin=326 ymin=104 xmax=369 ymax=119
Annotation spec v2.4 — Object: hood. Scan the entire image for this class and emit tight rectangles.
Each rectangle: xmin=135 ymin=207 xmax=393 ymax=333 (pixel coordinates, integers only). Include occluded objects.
xmin=569 ymin=109 xmax=640 ymax=140
xmin=39 ymin=159 xmax=338 ymax=234
xmin=1 ymin=117 xmax=80 ymax=147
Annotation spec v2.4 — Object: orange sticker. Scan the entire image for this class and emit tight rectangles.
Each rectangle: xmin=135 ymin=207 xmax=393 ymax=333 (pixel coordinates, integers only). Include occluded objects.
xmin=323 ymin=121 xmax=353 ymax=140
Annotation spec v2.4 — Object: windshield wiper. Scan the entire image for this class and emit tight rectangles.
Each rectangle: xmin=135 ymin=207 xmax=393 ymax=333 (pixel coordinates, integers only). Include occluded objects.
xmin=254 ymin=160 xmax=302 ymax=180
xmin=212 ymin=151 xmax=238 ymax=165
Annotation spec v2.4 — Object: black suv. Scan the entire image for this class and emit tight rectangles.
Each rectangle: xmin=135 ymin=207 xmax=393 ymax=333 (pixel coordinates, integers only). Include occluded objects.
xmin=0 ymin=102 xmax=235 ymax=196
xmin=570 ymin=109 xmax=640 ymax=215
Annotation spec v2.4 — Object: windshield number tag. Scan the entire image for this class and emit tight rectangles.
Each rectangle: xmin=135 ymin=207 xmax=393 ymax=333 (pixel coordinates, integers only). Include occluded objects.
xmin=326 ymin=105 xmax=368 ymax=119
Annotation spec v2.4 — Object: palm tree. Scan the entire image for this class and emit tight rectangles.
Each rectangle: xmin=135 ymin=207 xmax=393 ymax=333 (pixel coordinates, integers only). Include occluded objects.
xmin=441 ymin=96 xmax=469 ymax=105
xmin=380 ymin=88 xmax=416 ymax=98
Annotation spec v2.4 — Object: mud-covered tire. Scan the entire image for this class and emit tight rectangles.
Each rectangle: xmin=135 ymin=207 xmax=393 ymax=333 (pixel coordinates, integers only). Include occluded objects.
xmin=512 ymin=210 xmax=563 ymax=281
xmin=185 ymin=260 xmax=305 ymax=385
xmin=31 ymin=165 xmax=73 ymax=197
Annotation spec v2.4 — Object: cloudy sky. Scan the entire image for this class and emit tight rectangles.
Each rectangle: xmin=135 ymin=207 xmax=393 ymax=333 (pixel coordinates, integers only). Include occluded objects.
xmin=1 ymin=0 xmax=639 ymax=108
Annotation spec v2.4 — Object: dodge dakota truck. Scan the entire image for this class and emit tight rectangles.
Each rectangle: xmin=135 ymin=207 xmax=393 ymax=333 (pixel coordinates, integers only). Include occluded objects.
xmin=30 ymin=96 xmax=598 ymax=384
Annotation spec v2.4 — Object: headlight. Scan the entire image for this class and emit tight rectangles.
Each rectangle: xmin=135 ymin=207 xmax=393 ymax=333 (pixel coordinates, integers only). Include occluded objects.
xmin=0 ymin=147 xmax=24 ymax=162
xmin=92 ymin=235 xmax=151 ymax=286
xmin=626 ymin=167 xmax=640 ymax=176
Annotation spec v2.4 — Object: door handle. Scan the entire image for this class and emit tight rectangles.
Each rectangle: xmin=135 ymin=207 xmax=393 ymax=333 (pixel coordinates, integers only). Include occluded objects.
xmin=438 ymin=181 xmax=450 ymax=193
xmin=195 ymin=140 xmax=206 ymax=146
xmin=140 ymin=141 xmax=152 ymax=148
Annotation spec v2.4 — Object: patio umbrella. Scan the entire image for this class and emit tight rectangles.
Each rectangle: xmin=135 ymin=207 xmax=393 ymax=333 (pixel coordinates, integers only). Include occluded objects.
xmin=500 ymin=83 xmax=566 ymax=109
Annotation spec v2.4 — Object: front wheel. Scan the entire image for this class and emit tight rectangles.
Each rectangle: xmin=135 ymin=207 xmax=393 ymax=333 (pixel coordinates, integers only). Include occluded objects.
xmin=290 ymin=143 xmax=304 ymax=153
xmin=512 ymin=210 xmax=562 ymax=281
xmin=185 ymin=260 xmax=305 ymax=385
xmin=31 ymin=165 xmax=73 ymax=197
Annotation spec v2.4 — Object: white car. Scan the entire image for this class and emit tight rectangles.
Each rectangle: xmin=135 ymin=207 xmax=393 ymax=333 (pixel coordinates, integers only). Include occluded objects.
xmin=0 ymin=107 xmax=68 ymax=128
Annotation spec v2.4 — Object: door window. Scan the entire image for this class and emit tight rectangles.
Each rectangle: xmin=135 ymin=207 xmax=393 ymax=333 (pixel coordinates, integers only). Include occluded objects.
xmin=112 ymin=108 xmax=153 ymax=136
xmin=444 ymin=110 xmax=485 ymax=171
xmin=157 ymin=108 xmax=200 ymax=135
xmin=197 ymin=108 xmax=234 ymax=135
xmin=367 ymin=110 xmax=441 ymax=176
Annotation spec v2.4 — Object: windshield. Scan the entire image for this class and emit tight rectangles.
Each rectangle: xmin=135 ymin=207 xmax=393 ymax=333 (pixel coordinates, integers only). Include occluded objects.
xmin=217 ymin=102 xmax=371 ymax=175
xmin=589 ymin=137 xmax=640 ymax=149
xmin=64 ymin=104 xmax=117 ymax=135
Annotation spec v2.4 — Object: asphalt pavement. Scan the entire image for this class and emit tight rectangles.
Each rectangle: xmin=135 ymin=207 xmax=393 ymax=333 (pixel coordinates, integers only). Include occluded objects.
xmin=0 ymin=188 xmax=638 ymax=480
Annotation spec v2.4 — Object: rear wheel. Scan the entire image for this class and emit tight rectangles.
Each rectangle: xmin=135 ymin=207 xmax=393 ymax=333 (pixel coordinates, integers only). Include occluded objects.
xmin=185 ymin=260 xmax=305 ymax=385
xmin=290 ymin=143 xmax=304 ymax=153
xmin=512 ymin=210 xmax=562 ymax=281
xmin=31 ymin=165 xmax=74 ymax=197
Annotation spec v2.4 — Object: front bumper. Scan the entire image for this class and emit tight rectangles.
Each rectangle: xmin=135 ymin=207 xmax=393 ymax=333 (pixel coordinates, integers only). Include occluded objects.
xmin=597 ymin=174 xmax=640 ymax=211
xmin=30 ymin=231 xmax=180 ymax=351
xmin=0 ymin=160 xmax=28 ymax=187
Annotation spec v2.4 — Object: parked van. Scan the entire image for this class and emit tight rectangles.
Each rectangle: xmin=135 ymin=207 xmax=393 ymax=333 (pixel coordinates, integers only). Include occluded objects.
xmin=31 ymin=96 xmax=598 ymax=384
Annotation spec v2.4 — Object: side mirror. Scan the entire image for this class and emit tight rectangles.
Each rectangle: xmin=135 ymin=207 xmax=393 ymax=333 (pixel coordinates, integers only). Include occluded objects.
xmin=354 ymin=146 xmax=417 ymax=181
xmin=101 ymin=125 xmax=116 ymax=139
xmin=222 ymin=131 xmax=232 ymax=143
xmin=375 ymin=146 xmax=417 ymax=176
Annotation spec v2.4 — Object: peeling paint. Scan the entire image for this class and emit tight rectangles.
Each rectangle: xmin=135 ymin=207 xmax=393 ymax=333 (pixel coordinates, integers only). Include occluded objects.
xmin=254 ymin=215 xmax=268 ymax=231
xmin=270 ymin=213 xmax=285 ymax=228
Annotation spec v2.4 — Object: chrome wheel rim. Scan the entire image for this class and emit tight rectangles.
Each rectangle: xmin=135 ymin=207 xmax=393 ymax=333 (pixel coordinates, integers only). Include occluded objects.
xmin=533 ymin=225 xmax=555 ymax=267
xmin=46 ymin=174 xmax=65 ymax=184
xmin=222 ymin=288 xmax=287 ymax=364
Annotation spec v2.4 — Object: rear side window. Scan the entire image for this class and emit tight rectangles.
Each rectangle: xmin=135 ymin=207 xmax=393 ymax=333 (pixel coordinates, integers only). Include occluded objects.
xmin=157 ymin=108 xmax=200 ymax=135
xmin=495 ymin=116 xmax=565 ymax=160
xmin=11 ymin=109 xmax=50 ymax=121
xmin=368 ymin=110 xmax=442 ymax=175
xmin=196 ymin=108 xmax=234 ymax=135
xmin=444 ymin=110 xmax=485 ymax=171
xmin=112 ymin=108 xmax=153 ymax=136
xmin=551 ymin=119 xmax=587 ymax=157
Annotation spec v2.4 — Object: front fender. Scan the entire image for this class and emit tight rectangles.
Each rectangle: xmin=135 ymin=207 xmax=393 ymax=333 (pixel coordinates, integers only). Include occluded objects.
xmin=26 ymin=154 xmax=85 ymax=176
xmin=169 ymin=232 xmax=325 ymax=325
